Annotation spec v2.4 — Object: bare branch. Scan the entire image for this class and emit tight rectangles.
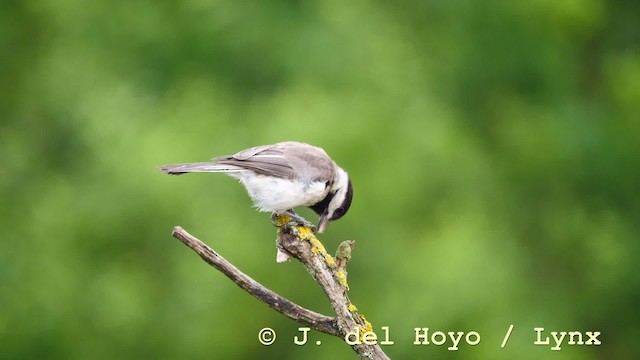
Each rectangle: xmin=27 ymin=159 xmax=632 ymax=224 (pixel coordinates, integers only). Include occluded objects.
xmin=171 ymin=226 xmax=339 ymax=336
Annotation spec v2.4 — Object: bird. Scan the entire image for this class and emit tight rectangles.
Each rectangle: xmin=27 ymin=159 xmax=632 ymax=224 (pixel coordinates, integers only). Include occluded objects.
xmin=159 ymin=141 xmax=353 ymax=233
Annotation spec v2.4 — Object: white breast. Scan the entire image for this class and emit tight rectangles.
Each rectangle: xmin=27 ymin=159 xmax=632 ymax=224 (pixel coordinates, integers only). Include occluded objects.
xmin=233 ymin=173 xmax=328 ymax=212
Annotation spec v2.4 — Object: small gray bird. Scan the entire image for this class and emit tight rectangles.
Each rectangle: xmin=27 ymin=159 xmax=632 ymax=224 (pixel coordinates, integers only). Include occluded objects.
xmin=159 ymin=141 xmax=353 ymax=233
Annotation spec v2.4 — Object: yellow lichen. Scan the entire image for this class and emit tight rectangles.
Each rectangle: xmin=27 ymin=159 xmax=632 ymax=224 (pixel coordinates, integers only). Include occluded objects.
xmin=274 ymin=214 xmax=292 ymax=227
xmin=309 ymin=237 xmax=326 ymax=253
xmin=348 ymin=303 xmax=358 ymax=312
xmin=335 ymin=270 xmax=349 ymax=290
xmin=294 ymin=228 xmax=338 ymax=269
xmin=360 ymin=314 xmax=373 ymax=334
xmin=324 ymin=254 xmax=337 ymax=268
xmin=297 ymin=226 xmax=315 ymax=240
xmin=358 ymin=315 xmax=374 ymax=342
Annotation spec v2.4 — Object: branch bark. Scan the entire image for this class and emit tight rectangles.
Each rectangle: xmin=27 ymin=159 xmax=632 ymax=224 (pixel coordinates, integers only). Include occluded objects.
xmin=172 ymin=226 xmax=339 ymax=336
xmin=171 ymin=223 xmax=390 ymax=360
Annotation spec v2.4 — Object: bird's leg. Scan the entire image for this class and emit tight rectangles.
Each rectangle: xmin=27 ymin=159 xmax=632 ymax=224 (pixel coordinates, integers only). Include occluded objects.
xmin=283 ymin=210 xmax=317 ymax=232
xmin=271 ymin=210 xmax=317 ymax=233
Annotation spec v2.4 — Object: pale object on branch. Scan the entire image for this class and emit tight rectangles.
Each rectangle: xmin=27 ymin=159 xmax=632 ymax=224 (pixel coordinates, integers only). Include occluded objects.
xmin=335 ymin=240 xmax=355 ymax=273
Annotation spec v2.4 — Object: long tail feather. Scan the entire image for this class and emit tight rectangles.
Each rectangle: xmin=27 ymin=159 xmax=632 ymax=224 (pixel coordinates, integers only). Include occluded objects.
xmin=159 ymin=162 xmax=241 ymax=175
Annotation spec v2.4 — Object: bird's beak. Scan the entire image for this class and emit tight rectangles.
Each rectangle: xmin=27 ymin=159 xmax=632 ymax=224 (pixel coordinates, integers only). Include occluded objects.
xmin=318 ymin=214 xmax=330 ymax=233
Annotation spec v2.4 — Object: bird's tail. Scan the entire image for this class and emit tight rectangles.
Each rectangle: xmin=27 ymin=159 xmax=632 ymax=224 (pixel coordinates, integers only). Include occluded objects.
xmin=159 ymin=162 xmax=241 ymax=175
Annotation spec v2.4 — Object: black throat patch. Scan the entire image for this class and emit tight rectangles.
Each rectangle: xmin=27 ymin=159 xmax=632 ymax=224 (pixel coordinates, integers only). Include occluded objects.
xmin=310 ymin=191 xmax=335 ymax=215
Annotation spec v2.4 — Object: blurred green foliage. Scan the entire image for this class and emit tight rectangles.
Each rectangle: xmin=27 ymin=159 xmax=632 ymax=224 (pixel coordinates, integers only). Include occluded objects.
xmin=1 ymin=1 xmax=639 ymax=359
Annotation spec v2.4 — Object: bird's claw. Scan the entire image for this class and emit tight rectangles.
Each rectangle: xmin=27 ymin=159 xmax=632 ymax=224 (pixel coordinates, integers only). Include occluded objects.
xmin=271 ymin=211 xmax=317 ymax=233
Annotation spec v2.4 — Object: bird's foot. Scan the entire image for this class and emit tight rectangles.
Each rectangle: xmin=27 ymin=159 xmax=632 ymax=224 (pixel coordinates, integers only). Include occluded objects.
xmin=283 ymin=210 xmax=317 ymax=233
xmin=271 ymin=212 xmax=290 ymax=227
xmin=271 ymin=211 xmax=317 ymax=233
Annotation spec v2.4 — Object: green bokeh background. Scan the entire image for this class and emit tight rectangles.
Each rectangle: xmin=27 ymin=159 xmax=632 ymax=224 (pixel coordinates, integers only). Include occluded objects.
xmin=2 ymin=1 xmax=639 ymax=359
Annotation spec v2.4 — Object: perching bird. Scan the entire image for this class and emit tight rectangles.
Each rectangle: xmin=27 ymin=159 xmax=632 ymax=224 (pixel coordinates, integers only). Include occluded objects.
xmin=159 ymin=141 xmax=353 ymax=233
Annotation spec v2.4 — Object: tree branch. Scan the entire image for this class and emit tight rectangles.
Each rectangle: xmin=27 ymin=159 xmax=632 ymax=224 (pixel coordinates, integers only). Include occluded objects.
xmin=171 ymin=222 xmax=390 ymax=359
xmin=172 ymin=226 xmax=339 ymax=336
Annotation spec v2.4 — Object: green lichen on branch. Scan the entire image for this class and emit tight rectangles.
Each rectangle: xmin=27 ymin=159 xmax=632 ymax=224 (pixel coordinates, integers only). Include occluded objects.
xmin=335 ymin=240 xmax=355 ymax=268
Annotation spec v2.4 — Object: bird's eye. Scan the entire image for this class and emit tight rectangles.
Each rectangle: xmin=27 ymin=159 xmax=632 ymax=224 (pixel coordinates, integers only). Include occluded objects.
xmin=324 ymin=181 xmax=331 ymax=189
xmin=331 ymin=207 xmax=345 ymax=220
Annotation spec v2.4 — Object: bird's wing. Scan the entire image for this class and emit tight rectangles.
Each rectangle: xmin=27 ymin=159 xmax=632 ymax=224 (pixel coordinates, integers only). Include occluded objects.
xmin=213 ymin=142 xmax=334 ymax=182
xmin=283 ymin=143 xmax=335 ymax=183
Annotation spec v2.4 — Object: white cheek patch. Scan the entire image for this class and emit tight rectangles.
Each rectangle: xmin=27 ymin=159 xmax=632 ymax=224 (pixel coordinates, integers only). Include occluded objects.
xmin=326 ymin=167 xmax=350 ymax=216
xmin=333 ymin=168 xmax=349 ymax=192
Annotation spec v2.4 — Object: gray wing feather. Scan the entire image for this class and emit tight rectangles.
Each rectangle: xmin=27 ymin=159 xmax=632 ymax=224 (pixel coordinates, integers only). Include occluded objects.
xmin=283 ymin=144 xmax=334 ymax=182
xmin=215 ymin=142 xmax=335 ymax=181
